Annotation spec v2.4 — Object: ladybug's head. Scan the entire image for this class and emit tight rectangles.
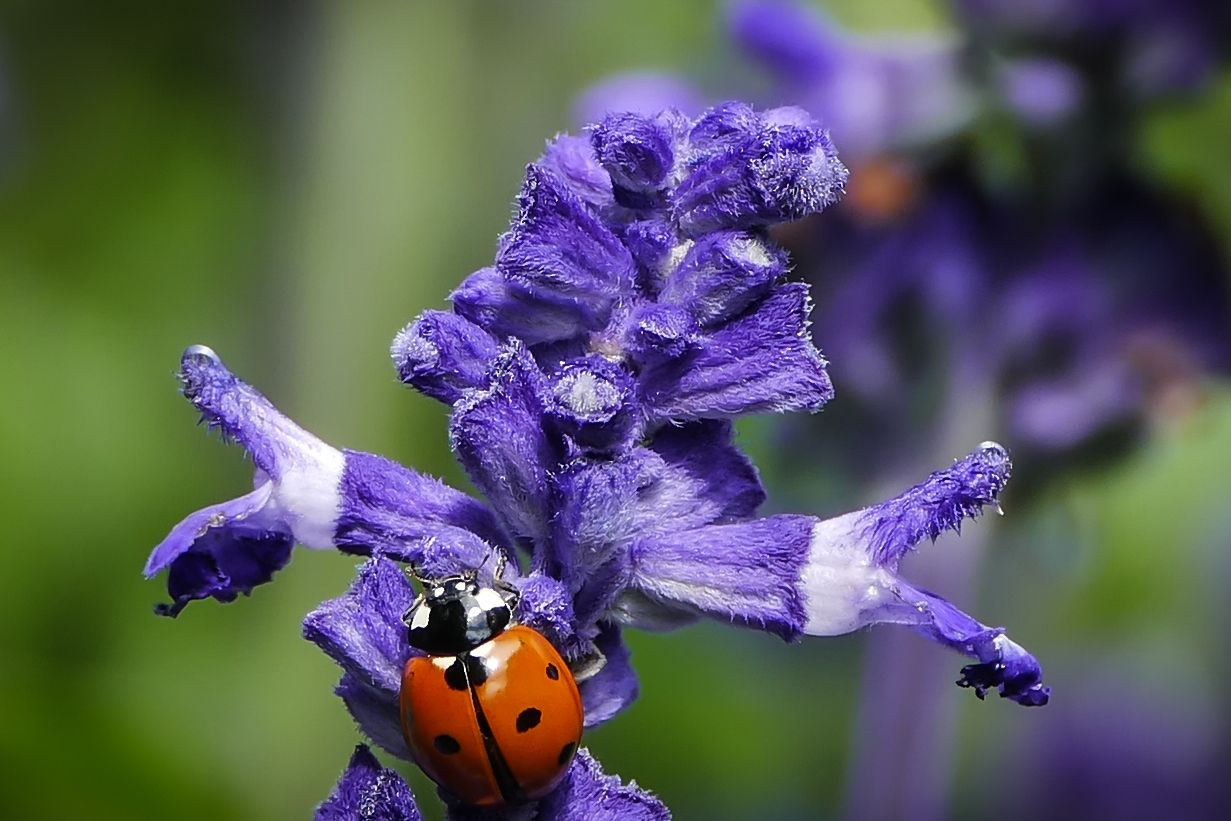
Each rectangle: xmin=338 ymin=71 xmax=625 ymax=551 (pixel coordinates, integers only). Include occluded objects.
xmin=404 ymin=575 xmax=517 ymax=656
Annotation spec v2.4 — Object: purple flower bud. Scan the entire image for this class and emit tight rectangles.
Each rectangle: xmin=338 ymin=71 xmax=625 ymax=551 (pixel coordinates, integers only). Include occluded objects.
xmin=391 ymin=310 xmax=499 ymax=404
xmin=546 ymin=356 xmax=641 ymax=454
xmin=660 ymin=230 xmax=787 ymax=327
xmin=620 ymin=218 xmax=679 ymax=294
xmin=590 ymin=111 xmax=679 ymax=207
xmin=675 ymin=105 xmax=847 ymax=234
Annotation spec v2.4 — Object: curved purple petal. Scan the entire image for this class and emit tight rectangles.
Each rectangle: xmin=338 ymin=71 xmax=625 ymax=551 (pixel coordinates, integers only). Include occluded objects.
xmin=336 ymin=673 xmax=413 ymax=761
xmin=145 ymin=346 xmax=346 ymax=614
xmin=452 ymin=266 xmax=593 ymax=347
xmin=145 ymin=482 xmax=293 ymax=616
xmin=658 ymin=230 xmax=787 ymax=328
xmin=533 ymin=748 xmax=669 ymax=820
xmin=316 ymin=745 xmax=421 ymax=821
xmin=335 ymin=449 xmax=508 ymax=566
xmin=631 ymin=420 xmax=766 ymax=535
xmin=857 ymin=441 xmax=1012 ymax=567
xmin=640 ymin=283 xmax=833 ymax=421
xmin=546 ymin=457 xmax=640 ymax=608
xmin=495 ymin=166 xmax=637 ymax=334
xmin=178 ymin=345 xmax=341 ymax=485
xmin=303 ymin=557 xmax=416 ymax=696
xmin=450 ymin=344 xmax=558 ymax=542
xmin=579 ymin=624 xmax=640 ymax=728
xmin=627 ymin=514 xmax=813 ymax=641
xmin=538 ymin=134 xmax=615 ymax=214
xmin=899 ymin=583 xmax=1050 ymax=706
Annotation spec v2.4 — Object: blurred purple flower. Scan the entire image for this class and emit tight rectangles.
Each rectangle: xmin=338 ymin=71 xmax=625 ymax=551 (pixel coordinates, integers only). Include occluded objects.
xmin=574 ymin=71 xmax=705 ymax=124
xmin=955 ymin=0 xmax=1231 ymax=96
xmin=146 ymin=102 xmax=1049 ymax=818
xmin=729 ymin=0 xmax=974 ymax=158
xmin=996 ymin=57 xmax=1084 ymax=126
xmin=720 ymin=0 xmax=1231 ymax=494
xmin=994 ymin=670 xmax=1230 ymax=821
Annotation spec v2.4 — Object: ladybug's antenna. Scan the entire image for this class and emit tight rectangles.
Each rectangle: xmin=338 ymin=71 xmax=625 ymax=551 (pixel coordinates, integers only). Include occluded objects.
xmin=405 ymin=563 xmax=432 ymax=588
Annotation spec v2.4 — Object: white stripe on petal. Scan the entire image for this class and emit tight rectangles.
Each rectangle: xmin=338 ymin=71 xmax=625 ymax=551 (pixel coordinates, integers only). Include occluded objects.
xmin=800 ymin=512 xmax=899 ymax=636
xmin=273 ymin=440 xmax=345 ymax=549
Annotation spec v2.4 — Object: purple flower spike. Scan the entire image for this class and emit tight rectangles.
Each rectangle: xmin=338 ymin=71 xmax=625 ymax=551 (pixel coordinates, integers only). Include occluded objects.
xmin=317 ymin=745 xmax=422 ymax=821
xmin=149 ymin=99 xmax=1051 ymax=820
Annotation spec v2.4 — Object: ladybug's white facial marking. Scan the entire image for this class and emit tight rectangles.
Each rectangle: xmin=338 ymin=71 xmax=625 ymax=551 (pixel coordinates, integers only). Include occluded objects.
xmin=409 ymin=604 xmax=432 ymax=632
xmin=475 ymin=587 xmax=506 ymax=612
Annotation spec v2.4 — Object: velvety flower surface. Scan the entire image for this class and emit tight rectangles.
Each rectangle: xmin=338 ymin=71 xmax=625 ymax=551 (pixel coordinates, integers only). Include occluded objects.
xmin=146 ymin=103 xmax=1047 ymax=819
xmin=318 ymin=746 xmax=422 ymax=821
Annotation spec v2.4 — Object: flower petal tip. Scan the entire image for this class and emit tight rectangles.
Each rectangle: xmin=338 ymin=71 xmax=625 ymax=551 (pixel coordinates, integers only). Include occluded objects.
xmin=957 ymin=634 xmax=1050 ymax=707
xmin=316 ymin=744 xmax=421 ymax=821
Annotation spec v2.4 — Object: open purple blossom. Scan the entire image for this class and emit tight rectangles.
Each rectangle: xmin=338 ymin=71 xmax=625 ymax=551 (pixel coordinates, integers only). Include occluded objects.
xmin=145 ymin=102 xmax=1047 ymax=819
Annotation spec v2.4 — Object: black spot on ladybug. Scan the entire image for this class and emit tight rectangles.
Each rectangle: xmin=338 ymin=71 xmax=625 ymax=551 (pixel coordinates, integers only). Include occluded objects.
xmin=558 ymin=741 xmax=577 ymax=767
xmin=546 ymin=663 xmax=560 ymax=680
xmin=444 ymin=658 xmax=467 ymax=691
xmin=445 ymin=654 xmax=489 ymax=690
xmin=434 ymin=734 xmax=461 ymax=755
xmin=516 ymin=708 xmax=541 ymax=733
xmin=464 ymin=654 xmax=488 ymax=686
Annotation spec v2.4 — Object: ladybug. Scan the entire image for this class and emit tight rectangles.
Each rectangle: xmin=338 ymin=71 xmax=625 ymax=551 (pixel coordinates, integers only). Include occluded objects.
xmin=399 ymin=563 xmax=584 ymax=807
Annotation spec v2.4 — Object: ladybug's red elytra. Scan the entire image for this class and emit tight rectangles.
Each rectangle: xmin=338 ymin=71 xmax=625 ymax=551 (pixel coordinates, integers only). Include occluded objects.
xmin=399 ymin=563 xmax=584 ymax=807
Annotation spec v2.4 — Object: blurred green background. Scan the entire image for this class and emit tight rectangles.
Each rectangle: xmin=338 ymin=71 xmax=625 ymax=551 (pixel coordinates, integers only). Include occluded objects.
xmin=2 ymin=1 xmax=1229 ymax=819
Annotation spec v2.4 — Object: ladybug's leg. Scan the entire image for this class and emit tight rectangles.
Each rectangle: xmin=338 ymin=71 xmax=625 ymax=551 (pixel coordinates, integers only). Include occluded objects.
xmin=401 ymin=592 xmax=425 ymax=626
xmin=494 ymin=578 xmax=521 ymax=613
